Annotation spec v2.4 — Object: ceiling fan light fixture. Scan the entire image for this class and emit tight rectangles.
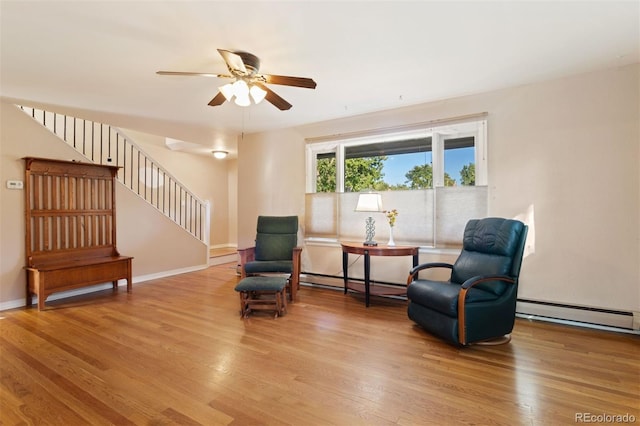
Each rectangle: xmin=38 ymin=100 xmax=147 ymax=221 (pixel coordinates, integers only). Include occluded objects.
xmin=232 ymin=80 xmax=249 ymax=97
xmin=218 ymin=83 xmax=235 ymax=101
xmin=159 ymin=48 xmax=316 ymax=110
xmin=234 ymin=93 xmax=251 ymax=107
xmin=219 ymin=80 xmax=264 ymax=106
xmin=249 ymin=84 xmax=267 ymax=104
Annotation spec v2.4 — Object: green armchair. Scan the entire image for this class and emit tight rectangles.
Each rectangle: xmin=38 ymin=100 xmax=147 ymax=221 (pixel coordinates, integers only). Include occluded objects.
xmin=406 ymin=217 xmax=528 ymax=346
xmin=238 ymin=216 xmax=302 ymax=301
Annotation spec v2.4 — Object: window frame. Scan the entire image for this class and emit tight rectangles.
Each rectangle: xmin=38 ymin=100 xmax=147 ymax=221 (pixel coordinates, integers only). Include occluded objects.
xmin=306 ymin=119 xmax=487 ymax=193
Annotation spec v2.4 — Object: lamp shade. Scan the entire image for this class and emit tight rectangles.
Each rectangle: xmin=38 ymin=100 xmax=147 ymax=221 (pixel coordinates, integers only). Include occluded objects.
xmin=250 ymin=85 xmax=267 ymax=104
xmin=232 ymin=80 xmax=249 ymax=97
xmin=219 ymin=83 xmax=235 ymax=101
xmin=234 ymin=93 xmax=250 ymax=106
xmin=355 ymin=193 xmax=383 ymax=212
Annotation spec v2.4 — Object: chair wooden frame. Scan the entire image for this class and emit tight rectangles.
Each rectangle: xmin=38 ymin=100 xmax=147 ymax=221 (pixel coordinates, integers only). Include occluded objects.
xmin=237 ymin=287 xmax=288 ymax=319
xmin=238 ymin=246 xmax=302 ymax=301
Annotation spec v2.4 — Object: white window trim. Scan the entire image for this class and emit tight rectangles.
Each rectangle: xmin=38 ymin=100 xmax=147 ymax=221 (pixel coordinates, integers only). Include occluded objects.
xmin=306 ymin=119 xmax=488 ymax=192
xmin=476 ymin=119 xmax=488 ymax=186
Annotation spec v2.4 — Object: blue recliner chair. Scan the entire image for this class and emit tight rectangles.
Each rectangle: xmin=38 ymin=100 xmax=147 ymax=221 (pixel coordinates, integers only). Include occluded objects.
xmin=406 ymin=217 xmax=528 ymax=346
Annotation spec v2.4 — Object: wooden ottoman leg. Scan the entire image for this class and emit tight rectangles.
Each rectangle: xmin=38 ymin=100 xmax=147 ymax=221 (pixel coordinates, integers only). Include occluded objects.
xmin=239 ymin=291 xmax=249 ymax=318
xmin=273 ymin=289 xmax=279 ymax=317
xmin=280 ymin=288 xmax=287 ymax=316
xmin=286 ymin=278 xmax=292 ymax=302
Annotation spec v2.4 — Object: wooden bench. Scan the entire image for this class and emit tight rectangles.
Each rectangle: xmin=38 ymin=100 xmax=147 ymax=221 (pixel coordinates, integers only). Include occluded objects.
xmin=24 ymin=157 xmax=133 ymax=310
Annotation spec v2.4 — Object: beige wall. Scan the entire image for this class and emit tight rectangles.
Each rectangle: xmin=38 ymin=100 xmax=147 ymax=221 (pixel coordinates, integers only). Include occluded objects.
xmin=115 ymin=183 xmax=208 ymax=276
xmin=238 ymin=64 xmax=639 ymax=314
xmin=119 ymin=128 xmax=231 ymax=247
xmin=0 ymin=102 xmax=209 ymax=309
xmin=0 ymin=103 xmax=74 ymax=308
xmin=237 ymin=128 xmax=306 ymax=249
xmin=227 ymin=158 xmax=238 ymax=246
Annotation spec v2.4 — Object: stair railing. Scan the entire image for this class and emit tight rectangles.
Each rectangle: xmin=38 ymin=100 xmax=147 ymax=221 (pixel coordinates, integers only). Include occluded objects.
xmin=17 ymin=105 xmax=210 ymax=246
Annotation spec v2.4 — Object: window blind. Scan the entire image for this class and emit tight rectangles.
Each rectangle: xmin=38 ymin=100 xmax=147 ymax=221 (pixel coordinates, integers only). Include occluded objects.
xmin=305 ymin=186 xmax=487 ymax=247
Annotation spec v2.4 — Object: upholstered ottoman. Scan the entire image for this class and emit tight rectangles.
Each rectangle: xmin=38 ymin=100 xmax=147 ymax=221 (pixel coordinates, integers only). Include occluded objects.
xmin=234 ymin=276 xmax=288 ymax=318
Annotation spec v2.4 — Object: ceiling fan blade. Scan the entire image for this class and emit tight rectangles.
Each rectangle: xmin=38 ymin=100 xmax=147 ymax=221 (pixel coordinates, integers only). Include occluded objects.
xmin=263 ymin=74 xmax=317 ymax=89
xmin=217 ymin=49 xmax=247 ymax=75
xmin=254 ymin=82 xmax=292 ymax=110
xmin=156 ymin=71 xmax=231 ymax=78
xmin=208 ymin=92 xmax=227 ymax=107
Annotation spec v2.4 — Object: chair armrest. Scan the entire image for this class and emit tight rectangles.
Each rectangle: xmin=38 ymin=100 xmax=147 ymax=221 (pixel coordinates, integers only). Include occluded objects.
xmin=406 ymin=262 xmax=453 ymax=285
xmin=237 ymin=247 xmax=256 ymax=279
xmin=292 ymin=246 xmax=302 ymax=263
xmin=292 ymin=247 xmax=302 ymax=278
xmin=457 ymin=275 xmax=517 ymax=345
xmin=460 ymin=274 xmax=516 ymax=290
xmin=290 ymin=246 xmax=303 ymax=301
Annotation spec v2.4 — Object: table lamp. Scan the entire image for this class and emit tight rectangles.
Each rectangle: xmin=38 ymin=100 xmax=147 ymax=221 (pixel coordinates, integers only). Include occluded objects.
xmin=355 ymin=192 xmax=383 ymax=246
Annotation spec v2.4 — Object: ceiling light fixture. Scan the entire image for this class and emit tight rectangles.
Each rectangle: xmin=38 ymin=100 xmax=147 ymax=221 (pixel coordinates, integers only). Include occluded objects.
xmin=212 ymin=150 xmax=228 ymax=159
xmin=218 ymin=79 xmax=267 ymax=107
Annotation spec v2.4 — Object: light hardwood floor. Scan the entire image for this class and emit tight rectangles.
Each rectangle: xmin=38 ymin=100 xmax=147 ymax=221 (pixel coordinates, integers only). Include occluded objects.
xmin=1 ymin=263 xmax=638 ymax=425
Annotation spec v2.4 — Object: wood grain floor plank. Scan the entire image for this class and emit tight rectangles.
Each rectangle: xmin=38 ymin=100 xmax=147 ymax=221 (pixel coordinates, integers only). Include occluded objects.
xmin=0 ymin=337 xmax=114 ymax=425
xmin=1 ymin=263 xmax=638 ymax=425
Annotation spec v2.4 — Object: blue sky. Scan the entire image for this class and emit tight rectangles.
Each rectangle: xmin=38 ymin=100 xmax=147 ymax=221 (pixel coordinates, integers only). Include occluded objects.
xmin=383 ymin=148 xmax=474 ymax=185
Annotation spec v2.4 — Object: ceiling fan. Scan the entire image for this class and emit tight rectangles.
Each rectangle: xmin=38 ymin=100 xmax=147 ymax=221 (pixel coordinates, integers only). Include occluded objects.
xmin=156 ymin=49 xmax=317 ymax=110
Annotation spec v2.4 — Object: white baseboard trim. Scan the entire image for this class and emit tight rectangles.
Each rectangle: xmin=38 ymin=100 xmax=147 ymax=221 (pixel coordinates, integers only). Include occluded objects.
xmin=209 ymin=254 xmax=237 ymax=266
xmin=0 ymin=282 xmax=126 ymax=312
xmin=0 ymin=264 xmax=209 ymax=312
xmin=134 ymin=264 xmax=209 ymax=284
xmin=209 ymin=243 xmax=237 ymax=250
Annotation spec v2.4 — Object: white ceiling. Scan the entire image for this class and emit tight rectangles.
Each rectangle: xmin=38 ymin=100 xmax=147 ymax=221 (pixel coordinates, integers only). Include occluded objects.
xmin=1 ymin=1 xmax=638 ymax=156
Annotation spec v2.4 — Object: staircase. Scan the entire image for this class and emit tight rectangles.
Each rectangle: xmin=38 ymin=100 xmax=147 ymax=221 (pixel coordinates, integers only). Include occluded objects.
xmin=17 ymin=105 xmax=210 ymax=246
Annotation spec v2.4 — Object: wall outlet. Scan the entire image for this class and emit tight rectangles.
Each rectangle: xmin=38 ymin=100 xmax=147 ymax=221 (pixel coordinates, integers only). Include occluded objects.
xmin=6 ymin=180 xmax=23 ymax=189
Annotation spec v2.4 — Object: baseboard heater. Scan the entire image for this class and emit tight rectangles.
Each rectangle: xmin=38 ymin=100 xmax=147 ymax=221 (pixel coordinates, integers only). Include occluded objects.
xmin=301 ymin=272 xmax=400 ymax=290
xmin=301 ymin=273 xmax=639 ymax=334
xmin=516 ymin=299 xmax=638 ymax=334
